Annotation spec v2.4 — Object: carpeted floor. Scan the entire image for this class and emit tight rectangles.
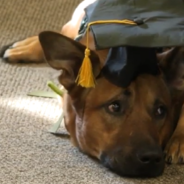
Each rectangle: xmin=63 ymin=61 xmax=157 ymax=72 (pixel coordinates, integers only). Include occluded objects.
xmin=0 ymin=0 xmax=184 ymax=183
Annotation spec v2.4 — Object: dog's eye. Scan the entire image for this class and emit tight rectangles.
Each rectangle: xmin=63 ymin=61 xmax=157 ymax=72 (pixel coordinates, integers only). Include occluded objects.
xmin=109 ymin=103 xmax=120 ymax=112
xmin=106 ymin=101 xmax=123 ymax=115
xmin=155 ymin=105 xmax=167 ymax=119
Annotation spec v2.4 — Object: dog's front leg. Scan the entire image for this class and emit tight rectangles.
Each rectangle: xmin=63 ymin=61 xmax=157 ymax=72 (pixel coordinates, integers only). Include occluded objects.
xmin=0 ymin=0 xmax=95 ymax=63
xmin=0 ymin=36 xmax=44 ymax=63
xmin=165 ymin=105 xmax=184 ymax=164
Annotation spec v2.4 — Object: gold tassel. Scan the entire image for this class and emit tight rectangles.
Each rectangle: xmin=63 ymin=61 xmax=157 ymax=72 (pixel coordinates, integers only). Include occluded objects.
xmin=76 ymin=48 xmax=95 ymax=88
xmin=76 ymin=19 xmax=137 ymax=88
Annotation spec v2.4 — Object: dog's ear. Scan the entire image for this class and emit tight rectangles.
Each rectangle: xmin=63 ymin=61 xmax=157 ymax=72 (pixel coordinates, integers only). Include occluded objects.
xmin=157 ymin=47 xmax=181 ymax=67
xmin=38 ymin=31 xmax=101 ymax=90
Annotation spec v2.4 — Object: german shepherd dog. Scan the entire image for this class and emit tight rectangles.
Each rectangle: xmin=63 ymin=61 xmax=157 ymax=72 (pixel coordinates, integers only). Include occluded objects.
xmin=1 ymin=0 xmax=184 ymax=178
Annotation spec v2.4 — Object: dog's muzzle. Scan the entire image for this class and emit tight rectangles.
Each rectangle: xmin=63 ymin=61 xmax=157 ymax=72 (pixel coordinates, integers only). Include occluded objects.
xmin=100 ymin=145 xmax=165 ymax=177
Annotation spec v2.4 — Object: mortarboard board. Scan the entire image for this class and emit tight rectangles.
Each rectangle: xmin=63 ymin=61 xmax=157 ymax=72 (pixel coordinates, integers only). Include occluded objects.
xmin=75 ymin=0 xmax=184 ymax=88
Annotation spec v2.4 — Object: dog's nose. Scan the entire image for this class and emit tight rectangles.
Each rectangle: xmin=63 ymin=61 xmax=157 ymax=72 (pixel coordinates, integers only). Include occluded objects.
xmin=137 ymin=148 xmax=162 ymax=165
xmin=100 ymin=146 xmax=165 ymax=177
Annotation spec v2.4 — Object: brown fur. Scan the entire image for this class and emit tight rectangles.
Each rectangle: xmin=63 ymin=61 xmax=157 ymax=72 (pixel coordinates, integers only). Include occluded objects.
xmin=158 ymin=47 xmax=184 ymax=163
xmin=1 ymin=0 xmax=184 ymax=177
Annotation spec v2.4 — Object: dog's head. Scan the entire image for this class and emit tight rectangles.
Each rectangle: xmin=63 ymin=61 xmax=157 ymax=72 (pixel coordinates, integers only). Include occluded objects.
xmin=39 ymin=31 xmax=176 ymax=177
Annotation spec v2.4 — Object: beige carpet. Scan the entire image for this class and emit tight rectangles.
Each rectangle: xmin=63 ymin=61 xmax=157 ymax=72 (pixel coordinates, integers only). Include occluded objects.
xmin=0 ymin=0 xmax=184 ymax=183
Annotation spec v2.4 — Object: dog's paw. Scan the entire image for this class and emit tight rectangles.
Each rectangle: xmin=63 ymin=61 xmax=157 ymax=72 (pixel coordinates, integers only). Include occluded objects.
xmin=0 ymin=36 xmax=44 ymax=63
xmin=164 ymin=133 xmax=184 ymax=164
xmin=0 ymin=43 xmax=12 ymax=56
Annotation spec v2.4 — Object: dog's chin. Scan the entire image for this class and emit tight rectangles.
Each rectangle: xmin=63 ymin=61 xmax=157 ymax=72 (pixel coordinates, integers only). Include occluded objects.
xmin=100 ymin=152 xmax=165 ymax=178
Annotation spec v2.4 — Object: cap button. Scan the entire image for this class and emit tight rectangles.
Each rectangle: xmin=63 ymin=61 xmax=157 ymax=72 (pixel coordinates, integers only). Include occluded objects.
xmin=133 ymin=18 xmax=144 ymax=25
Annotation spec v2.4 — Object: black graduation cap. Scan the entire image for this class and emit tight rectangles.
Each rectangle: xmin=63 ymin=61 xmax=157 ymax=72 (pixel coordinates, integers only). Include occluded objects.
xmin=75 ymin=0 xmax=184 ymax=88
xmin=101 ymin=47 xmax=159 ymax=87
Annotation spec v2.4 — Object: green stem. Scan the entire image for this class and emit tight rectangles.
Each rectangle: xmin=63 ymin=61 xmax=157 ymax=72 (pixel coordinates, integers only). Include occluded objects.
xmin=47 ymin=81 xmax=64 ymax=97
